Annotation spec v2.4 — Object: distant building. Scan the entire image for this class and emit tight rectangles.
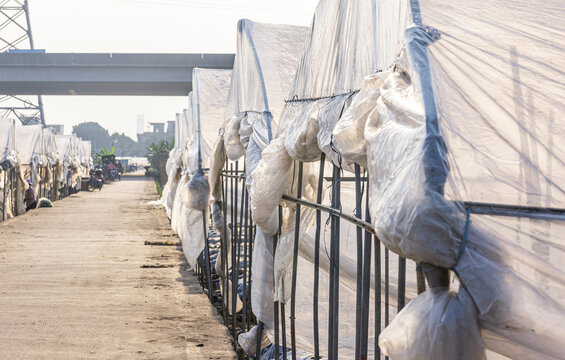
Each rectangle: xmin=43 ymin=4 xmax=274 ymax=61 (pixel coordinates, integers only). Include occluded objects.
xmin=136 ymin=121 xmax=173 ymax=153
xmin=167 ymin=121 xmax=175 ymax=135
xmin=150 ymin=122 xmax=165 ymax=134
xmin=46 ymin=124 xmax=64 ymax=134
xmin=136 ymin=115 xmax=145 ymax=134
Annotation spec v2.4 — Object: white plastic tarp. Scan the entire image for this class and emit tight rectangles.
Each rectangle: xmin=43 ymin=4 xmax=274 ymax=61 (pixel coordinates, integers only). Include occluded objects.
xmin=189 ymin=68 xmax=232 ymax=174
xmin=14 ymin=124 xmax=47 ymax=198
xmin=162 ymin=108 xmax=191 ymax=219
xmin=0 ymin=118 xmax=22 ymax=219
xmin=373 ymin=1 xmax=565 ymax=359
xmin=0 ymin=118 xmax=17 ymax=166
xmin=55 ymin=135 xmax=77 ymax=185
xmin=245 ymin=1 xmax=418 ymax=357
xmin=14 ymin=124 xmax=44 ymax=166
xmin=217 ymin=20 xmax=308 ymax=335
xmin=42 ymin=127 xmax=59 ymax=166
xmin=82 ymin=140 xmax=92 ymax=168
xmin=224 ymin=20 xmax=309 ymax=151
xmin=257 ymin=0 xmax=565 ymax=359
xmin=169 ymin=69 xmax=231 ymax=268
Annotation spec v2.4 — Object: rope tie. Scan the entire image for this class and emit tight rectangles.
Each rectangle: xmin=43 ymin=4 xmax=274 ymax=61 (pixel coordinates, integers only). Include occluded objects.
xmin=284 ymin=90 xmax=360 ymax=103
xmin=456 ymin=207 xmax=472 ymax=265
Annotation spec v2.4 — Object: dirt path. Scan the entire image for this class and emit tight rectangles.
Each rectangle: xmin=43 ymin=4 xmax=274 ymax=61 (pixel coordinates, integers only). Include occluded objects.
xmin=0 ymin=174 xmax=235 ymax=360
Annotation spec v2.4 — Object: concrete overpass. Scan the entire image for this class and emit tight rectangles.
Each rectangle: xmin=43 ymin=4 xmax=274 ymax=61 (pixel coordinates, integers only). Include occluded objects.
xmin=0 ymin=53 xmax=234 ymax=96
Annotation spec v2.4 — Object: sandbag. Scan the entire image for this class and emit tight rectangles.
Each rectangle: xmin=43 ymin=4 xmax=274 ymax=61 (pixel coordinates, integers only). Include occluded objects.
xmin=379 ymin=287 xmax=485 ymax=360
xmin=208 ymin=134 xmax=226 ymax=202
xmin=332 ymin=73 xmax=385 ymax=168
xmin=284 ymin=99 xmax=328 ymax=162
xmin=224 ymin=113 xmax=246 ymax=160
xmin=250 ymin=137 xmax=293 ymax=236
xmin=365 ymin=71 xmax=461 ymax=269
xmin=237 ymin=324 xmax=270 ymax=356
xmin=37 ymin=197 xmax=53 ymax=208
xmin=316 ymin=94 xmax=353 ymax=168
xmin=244 ymin=137 xmax=262 ymax=190
xmin=182 ymin=172 xmax=210 ymax=211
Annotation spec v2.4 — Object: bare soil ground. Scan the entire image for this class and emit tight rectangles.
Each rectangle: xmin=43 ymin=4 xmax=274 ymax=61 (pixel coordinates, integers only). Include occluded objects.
xmin=0 ymin=174 xmax=236 ymax=360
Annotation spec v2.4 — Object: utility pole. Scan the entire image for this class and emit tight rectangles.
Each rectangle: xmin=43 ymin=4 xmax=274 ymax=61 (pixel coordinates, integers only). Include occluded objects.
xmin=0 ymin=0 xmax=45 ymax=125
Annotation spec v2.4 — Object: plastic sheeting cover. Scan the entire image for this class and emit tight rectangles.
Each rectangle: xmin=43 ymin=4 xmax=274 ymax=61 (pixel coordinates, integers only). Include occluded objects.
xmin=0 ymin=118 xmax=18 ymax=165
xmin=359 ymin=1 xmax=565 ymax=359
xmin=225 ymin=20 xmax=309 ymax=138
xmin=191 ymin=68 xmax=232 ymax=172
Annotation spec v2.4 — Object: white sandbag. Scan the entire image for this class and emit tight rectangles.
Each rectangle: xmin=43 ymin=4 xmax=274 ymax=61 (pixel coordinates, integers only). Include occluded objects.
xmin=186 ymin=172 xmax=210 ymax=211
xmin=37 ymin=197 xmax=53 ymax=208
xmin=244 ymin=137 xmax=262 ymax=190
xmin=379 ymin=287 xmax=485 ymax=360
xmin=315 ymin=95 xmax=353 ymax=168
xmin=224 ymin=113 xmax=246 ymax=160
xmin=177 ymin=204 xmax=206 ymax=269
xmin=365 ymin=71 xmax=461 ymax=269
xmin=250 ymin=229 xmax=275 ymax=329
xmin=238 ymin=324 xmax=271 ymax=356
xmin=170 ymin=172 xmax=188 ymax=236
xmin=250 ymin=137 xmax=293 ymax=236
xmin=284 ymin=99 xmax=328 ymax=162
xmin=208 ymin=134 xmax=226 ymax=202
xmin=332 ymin=73 xmax=386 ymax=168
xmin=239 ymin=112 xmax=258 ymax=148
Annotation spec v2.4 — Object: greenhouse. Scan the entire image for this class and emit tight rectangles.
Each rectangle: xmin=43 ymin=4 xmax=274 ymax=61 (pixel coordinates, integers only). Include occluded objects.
xmin=157 ymin=0 xmax=565 ymax=359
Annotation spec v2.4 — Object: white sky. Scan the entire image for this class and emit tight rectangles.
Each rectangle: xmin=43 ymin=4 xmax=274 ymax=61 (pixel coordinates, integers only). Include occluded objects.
xmin=28 ymin=0 xmax=318 ymax=138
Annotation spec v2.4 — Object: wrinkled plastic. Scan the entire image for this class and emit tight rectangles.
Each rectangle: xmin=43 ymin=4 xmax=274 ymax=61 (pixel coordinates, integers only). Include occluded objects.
xmin=332 ymin=73 xmax=386 ymax=168
xmin=283 ymin=100 xmax=324 ymax=162
xmin=379 ymin=287 xmax=485 ymax=360
xmin=249 ymin=137 xmax=292 ymax=236
xmin=250 ymin=229 xmax=274 ymax=329
xmin=208 ymin=132 xmax=226 ymax=202
xmin=185 ymin=172 xmax=210 ymax=211
xmin=191 ymin=68 xmax=232 ymax=171
xmin=365 ymin=69 xmax=462 ymax=269
xmin=366 ymin=0 xmax=565 ymax=357
xmin=224 ymin=113 xmax=246 ymax=160
xmin=225 ymin=20 xmax=309 ymax=139
xmin=237 ymin=324 xmax=270 ymax=356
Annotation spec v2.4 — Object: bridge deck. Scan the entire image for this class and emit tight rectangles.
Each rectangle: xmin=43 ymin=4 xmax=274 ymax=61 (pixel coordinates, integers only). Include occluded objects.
xmin=0 ymin=53 xmax=234 ymax=95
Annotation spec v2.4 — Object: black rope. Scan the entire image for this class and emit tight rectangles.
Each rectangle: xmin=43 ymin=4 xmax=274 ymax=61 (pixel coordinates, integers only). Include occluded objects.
xmin=284 ymin=90 xmax=360 ymax=103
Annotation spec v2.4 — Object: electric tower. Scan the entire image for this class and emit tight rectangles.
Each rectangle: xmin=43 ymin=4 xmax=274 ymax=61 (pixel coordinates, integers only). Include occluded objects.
xmin=0 ymin=0 xmax=45 ymax=125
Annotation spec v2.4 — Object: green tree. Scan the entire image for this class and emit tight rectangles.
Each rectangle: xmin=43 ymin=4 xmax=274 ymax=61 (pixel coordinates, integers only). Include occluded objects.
xmin=72 ymin=122 xmax=111 ymax=152
xmin=110 ymin=132 xmax=138 ymax=156
xmin=146 ymin=140 xmax=174 ymax=186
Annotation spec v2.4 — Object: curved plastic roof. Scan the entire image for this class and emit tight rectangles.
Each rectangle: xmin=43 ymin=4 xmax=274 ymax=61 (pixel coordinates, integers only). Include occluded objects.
xmin=0 ymin=118 xmax=16 ymax=163
xmin=54 ymin=135 xmax=74 ymax=159
xmin=191 ymin=68 xmax=232 ymax=170
xmin=225 ymin=20 xmax=309 ymax=130
xmin=14 ymin=124 xmax=44 ymax=165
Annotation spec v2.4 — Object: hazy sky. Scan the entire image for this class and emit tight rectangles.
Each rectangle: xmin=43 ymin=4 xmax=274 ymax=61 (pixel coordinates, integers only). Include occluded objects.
xmin=28 ymin=0 xmax=318 ymax=138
